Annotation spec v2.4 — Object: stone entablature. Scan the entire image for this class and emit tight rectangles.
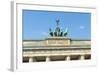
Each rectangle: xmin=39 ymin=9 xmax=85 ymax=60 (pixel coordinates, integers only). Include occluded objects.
xmin=23 ymin=39 xmax=90 ymax=48
xmin=23 ymin=49 xmax=91 ymax=57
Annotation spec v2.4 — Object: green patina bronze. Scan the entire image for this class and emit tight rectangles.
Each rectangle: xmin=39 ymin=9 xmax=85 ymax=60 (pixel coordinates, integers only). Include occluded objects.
xmin=49 ymin=19 xmax=68 ymax=37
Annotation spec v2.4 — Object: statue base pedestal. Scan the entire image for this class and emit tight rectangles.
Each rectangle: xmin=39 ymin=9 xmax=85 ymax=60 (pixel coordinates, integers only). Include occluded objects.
xmin=45 ymin=37 xmax=71 ymax=46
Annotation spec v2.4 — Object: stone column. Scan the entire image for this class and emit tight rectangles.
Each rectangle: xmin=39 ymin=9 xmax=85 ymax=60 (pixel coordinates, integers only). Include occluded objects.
xmin=29 ymin=57 xmax=33 ymax=62
xmin=80 ymin=55 xmax=84 ymax=60
xmin=65 ymin=56 xmax=70 ymax=61
xmin=46 ymin=56 xmax=50 ymax=62
xmin=29 ymin=57 xmax=36 ymax=62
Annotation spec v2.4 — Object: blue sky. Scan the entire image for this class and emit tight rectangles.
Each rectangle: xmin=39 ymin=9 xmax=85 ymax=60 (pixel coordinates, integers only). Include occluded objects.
xmin=23 ymin=10 xmax=91 ymax=40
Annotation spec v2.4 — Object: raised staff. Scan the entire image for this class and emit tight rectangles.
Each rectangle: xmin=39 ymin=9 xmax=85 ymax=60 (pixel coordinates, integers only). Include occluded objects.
xmin=56 ymin=19 xmax=60 ymax=27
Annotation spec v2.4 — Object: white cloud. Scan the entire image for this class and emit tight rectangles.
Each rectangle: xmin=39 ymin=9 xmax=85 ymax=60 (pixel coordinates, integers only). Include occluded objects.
xmin=79 ymin=26 xmax=85 ymax=29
